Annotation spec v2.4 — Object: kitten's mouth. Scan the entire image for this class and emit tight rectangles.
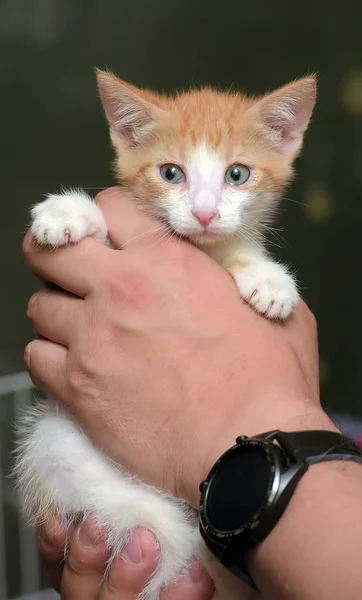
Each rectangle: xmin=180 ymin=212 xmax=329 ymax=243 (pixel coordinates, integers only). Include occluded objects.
xmin=153 ymin=211 xmax=230 ymax=246
xmin=161 ymin=215 xmax=228 ymax=247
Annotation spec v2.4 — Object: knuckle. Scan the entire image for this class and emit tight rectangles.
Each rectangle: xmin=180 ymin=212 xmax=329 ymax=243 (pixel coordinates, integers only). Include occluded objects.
xmin=66 ymin=351 xmax=104 ymax=407
xmin=66 ymin=554 xmax=88 ymax=579
xmin=103 ymin=274 xmax=124 ymax=301
xmin=106 ymin=268 xmax=150 ymax=310
xmin=65 ymin=331 xmax=110 ymax=399
xmin=67 ymin=365 xmax=94 ymax=398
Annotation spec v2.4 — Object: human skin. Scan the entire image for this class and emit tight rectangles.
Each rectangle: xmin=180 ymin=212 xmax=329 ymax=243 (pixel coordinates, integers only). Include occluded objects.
xmin=24 ymin=187 xmax=322 ymax=507
xmin=24 ymin=187 xmax=362 ymax=600
xmin=39 ymin=517 xmax=214 ymax=600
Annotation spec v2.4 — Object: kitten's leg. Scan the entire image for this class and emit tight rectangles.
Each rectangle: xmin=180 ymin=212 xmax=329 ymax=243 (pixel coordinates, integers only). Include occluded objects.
xmin=30 ymin=189 xmax=109 ymax=247
xmin=222 ymin=247 xmax=298 ymax=320
xmin=14 ymin=402 xmax=199 ymax=600
xmin=15 ymin=404 xmax=253 ymax=600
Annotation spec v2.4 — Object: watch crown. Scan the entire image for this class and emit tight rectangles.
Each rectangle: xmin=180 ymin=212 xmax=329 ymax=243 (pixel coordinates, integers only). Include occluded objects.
xmin=236 ymin=435 xmax=247 ymax=444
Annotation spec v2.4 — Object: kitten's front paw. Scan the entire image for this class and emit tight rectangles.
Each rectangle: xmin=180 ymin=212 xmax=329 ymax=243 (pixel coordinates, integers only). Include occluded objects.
xmin=31 ymin=190 xmax=108 ymax=247
xmin=232 ymin=261 xmax=298 ymax=320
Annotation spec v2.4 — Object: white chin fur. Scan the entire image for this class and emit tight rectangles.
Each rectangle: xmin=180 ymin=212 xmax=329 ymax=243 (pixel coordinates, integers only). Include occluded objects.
xmin=180 ymin=228 xmax=234 ymax=247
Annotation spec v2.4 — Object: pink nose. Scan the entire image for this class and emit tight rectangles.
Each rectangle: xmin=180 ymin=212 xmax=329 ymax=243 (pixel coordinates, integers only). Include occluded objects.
xmin=192 ymin=209 xmax=219 ymax=227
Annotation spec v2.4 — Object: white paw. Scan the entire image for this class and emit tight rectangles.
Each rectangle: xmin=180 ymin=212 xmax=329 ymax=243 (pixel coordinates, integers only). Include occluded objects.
xmin=232 ymin=261 xmax=298 ymax=320
xmin=31 ymin=190 xmax=108 ymax=247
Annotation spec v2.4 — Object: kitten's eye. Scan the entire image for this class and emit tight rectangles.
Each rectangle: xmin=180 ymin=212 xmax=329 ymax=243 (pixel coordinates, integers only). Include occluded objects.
xmin=225 ymin=164 xmax=250 ymax=186
xmin=160 ymin=164 xmax=185 ymax=184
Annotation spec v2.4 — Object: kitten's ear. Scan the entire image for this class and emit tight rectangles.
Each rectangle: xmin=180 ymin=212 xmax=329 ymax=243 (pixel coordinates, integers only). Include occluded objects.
xmin=249 ymin=76 xmax=317 ymax=157
xmin=96 ymin=70 xmax=165 ymax=147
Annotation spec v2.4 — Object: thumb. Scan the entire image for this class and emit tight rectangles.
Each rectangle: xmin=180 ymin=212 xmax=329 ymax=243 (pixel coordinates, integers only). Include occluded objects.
xmin=95 ymin=187 xmax=167 ymax=249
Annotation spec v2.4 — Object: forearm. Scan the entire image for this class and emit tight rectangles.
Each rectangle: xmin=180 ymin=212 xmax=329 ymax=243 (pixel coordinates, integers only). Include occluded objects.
xmin=249 ymin=459 xmax=362 ymax=600
xmin=243 ymin=410 xmax=362 ymax=600
xmin=190 ymin=401 xmax=362 ymax=600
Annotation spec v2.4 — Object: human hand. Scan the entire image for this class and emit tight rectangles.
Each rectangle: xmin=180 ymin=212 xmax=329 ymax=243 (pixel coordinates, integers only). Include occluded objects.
xmin=39 ymin=515 xmax=213 ymax=599
xmin=24 ymin=187 xmax=327 ymax=508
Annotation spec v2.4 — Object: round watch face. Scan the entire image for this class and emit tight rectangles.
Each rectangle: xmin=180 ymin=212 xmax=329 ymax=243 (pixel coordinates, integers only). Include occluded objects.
xmin=203 ymin=442 xmax=277 ymax=533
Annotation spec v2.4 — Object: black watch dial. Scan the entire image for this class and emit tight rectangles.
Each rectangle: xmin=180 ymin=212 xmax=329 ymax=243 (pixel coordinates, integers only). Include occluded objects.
xmin=204 ymin=443 xmax=275 ymax=532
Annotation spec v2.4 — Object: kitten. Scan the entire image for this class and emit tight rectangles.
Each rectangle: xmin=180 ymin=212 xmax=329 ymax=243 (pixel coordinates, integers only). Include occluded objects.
xmin=15 ymin=72 xmax=316 ymax=599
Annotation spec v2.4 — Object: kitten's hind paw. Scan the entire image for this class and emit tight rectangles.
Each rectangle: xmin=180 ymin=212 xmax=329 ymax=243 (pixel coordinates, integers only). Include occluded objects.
xmin=31 ymin=189 xmax=108 ymax=247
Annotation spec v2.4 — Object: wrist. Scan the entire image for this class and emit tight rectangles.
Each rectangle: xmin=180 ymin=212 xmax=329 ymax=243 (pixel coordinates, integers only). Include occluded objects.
xmin=183 ymin=392 xmax=336 ymax=509
xmin=247 ymin=460 xmax=362 ymax=598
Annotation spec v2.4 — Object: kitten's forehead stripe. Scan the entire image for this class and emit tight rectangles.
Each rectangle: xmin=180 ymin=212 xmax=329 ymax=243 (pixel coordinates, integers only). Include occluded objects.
xmin=189 ymin=145 xmax=224 ymax=187
xmin=171 ymin=90 xmax=254 ymax=150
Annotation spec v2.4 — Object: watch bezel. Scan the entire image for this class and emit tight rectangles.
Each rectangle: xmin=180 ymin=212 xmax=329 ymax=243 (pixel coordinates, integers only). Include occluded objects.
xmin=199 ymin=438 xmax=283 ymax=541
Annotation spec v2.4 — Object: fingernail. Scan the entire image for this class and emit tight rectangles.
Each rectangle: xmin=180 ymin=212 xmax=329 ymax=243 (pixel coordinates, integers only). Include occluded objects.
xmin=121 ymin=530 xmax=143 ymax=564
xmin=24 ymin=343 xmax=32 ymax=367
xmin=78 ymin=517 xmax=103 ymax=549
xmin=184 ymin=561 xmax=204 ymax=584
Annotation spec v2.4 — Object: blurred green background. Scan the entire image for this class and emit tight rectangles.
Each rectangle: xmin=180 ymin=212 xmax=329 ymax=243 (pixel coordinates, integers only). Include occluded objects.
xmin=1 ymin=0 xmax=362 ymax=597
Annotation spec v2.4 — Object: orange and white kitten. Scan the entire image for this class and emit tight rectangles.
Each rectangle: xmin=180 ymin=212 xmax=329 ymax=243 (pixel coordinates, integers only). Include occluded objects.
xmin=15 ymin=73 xmax=316 ymax=600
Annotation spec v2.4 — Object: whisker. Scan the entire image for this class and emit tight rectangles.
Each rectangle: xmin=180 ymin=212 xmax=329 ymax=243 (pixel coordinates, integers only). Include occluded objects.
xmin=284 ymin=196 xmax=307 ymax=207
xmin=265 ymin=238 xmax=283 ymax=249
xmin=123 ymin=223 xmax=166 ymax=247
xmin=261 ymin=224 xmax=289 ymax=248
xmin=83 ymin=187 xmax=109 ymax=191
xmin=235 ymin=224 xmax=260 ymax=246
xmin=149 ymin=228 xmax=174 ymax=249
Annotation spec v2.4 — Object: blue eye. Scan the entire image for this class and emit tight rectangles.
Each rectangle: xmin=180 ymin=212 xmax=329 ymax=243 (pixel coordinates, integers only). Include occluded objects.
xmin=160 ymin=164 xmax=185 ymax=184
xmin=225 ymin=164 xmax=250 ymax=185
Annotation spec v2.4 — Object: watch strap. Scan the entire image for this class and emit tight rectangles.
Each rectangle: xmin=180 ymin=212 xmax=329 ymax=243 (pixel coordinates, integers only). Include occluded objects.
xmin=200 ymin=533 xmax=259 ymax=591
xmin=200 ymin=429 xmax=362 ymax=593
xmin=273 ymin=430 xmax=362 ymax=465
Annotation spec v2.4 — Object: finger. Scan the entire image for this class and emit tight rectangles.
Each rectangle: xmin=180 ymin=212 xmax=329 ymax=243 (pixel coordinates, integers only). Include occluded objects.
xmin=95 ymin=187 xmax=168 ymax=249
xmin=27 ymin=288 xmax=82 ymax=347
xmin=23 ymin=232 xmax=113 ymax=297
xmin=24 ymin=339 xmax=68 ymax=399
xmin=161 ymin=561 xmax=214 ymax=600
xmin=100 ymin=529 xmax=159 ymax=600
xmin=61 ymin=517 xmax=109 ymax=600
xmin=38 ymin=517 xmax=68 ymax=593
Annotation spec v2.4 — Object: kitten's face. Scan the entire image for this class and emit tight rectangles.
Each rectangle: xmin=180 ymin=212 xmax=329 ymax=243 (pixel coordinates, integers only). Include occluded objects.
xmin=97 ymin=73 xmax=316 ymax=247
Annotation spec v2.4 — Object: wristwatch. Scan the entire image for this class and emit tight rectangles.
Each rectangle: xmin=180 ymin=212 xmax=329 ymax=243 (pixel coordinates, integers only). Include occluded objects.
xmin=199 ymin=429 xmax=362 ymax=590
